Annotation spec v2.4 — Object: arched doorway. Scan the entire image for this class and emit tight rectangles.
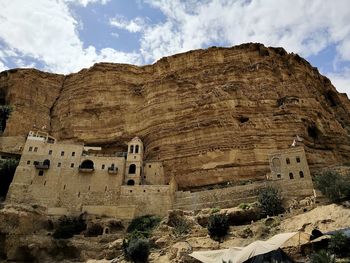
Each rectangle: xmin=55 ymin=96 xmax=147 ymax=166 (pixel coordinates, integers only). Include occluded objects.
xmin=127 ymin=179 xmax=135 ymax=185
xmin=128 ymin=164 xmax=136 ymax=174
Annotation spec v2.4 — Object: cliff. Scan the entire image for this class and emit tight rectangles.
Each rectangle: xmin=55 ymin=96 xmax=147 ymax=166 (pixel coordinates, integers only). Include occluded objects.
xmin=1 ymin=43 xmax=350 ymax=188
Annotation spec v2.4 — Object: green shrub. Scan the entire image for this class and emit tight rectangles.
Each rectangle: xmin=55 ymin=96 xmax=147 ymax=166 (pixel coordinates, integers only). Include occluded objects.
xmin=310 ymin=250 xmax=336 ymax=263
xmin=124 ymin=238 xmax=150 ymax=263
xmin=207 ymin=214 xmax=229 ymax=241
xmin=314 ymin=170 xmax=350 ymax=202
xmin=127 ymin=215 xmax=160 ymax=237
xmin=52 ymin=215 xmax=86 ymax=239
xmin=0 ymin=105 xmax=12 ymax=132
xmin=328 ymin=231 xmax=349 ymax=257
xmin=238 ymin=203 xmax=250 ymax=210
xmin=258 ymin=187 xmax=284 ymax=216
xmin=170 ymin=215 xmax=190 ymax=237
xmin=211 ymin=207 xmax=220 ymax=214
xmin=84 ymin=223 xmax=103 ymax=237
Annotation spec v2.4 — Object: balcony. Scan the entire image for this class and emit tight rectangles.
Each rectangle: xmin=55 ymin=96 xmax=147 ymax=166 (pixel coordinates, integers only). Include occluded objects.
xmin=79 ymin=167 xmax=95 ymax=173
xmin=108 ymin=166 xmax=118 ymax=174
xmin=34 ymin=160 xmax=50 ymax=170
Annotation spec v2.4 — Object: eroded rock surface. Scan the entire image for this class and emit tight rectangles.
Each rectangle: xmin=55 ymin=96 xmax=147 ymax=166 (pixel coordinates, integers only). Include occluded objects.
xmin=1 ymin=43 xmax=350 ymax=188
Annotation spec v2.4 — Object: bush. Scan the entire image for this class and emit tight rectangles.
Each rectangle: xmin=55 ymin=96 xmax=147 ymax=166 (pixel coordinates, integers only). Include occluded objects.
xmin=84 ymin=223 xmax=103 ymax=237
xmin=314 ymin=170 xmax=350 ymax=202
xmin=127 ymin=215 xmax=160 ymax=237
xmin=328 ymin=231 xmax=349 ymax=257
xmin=124 ymin=238 xmax=150 ymax=263
xmin=258 ymin=187 xmax=284 ymax=216
xmin=207 ymin=214 xmax=229 ymax=241
xmin=169 ymin=215 xmax=190 ymax=237
xmin=310 ymin=250 xmax=336 ymax=263
xmin=52 ymin=215 xmax=86 ymax=239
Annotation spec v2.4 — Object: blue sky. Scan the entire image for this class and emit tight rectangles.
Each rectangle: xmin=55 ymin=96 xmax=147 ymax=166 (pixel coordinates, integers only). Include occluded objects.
xmin=0 ymin=0 xmax=350 ymax=95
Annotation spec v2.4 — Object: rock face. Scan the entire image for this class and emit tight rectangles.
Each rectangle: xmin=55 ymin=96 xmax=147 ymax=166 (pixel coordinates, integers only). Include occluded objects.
xmin=1 ymin=43 xmax=350 ymax=188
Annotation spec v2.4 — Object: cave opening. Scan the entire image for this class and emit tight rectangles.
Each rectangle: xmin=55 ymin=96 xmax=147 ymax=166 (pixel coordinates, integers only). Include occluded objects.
xmin=308 ymin=125 xmax=319 ymax=139
xmin=238 ymin=116 xmax=249 ymax=123
xmin=325 ymin=90 xmax=338 ymax=107
xmin=0 ymin=159 xmax=19 ymax=201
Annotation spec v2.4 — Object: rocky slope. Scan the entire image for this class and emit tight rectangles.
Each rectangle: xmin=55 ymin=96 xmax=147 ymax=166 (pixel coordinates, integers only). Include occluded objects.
xmin=1 ymin=202 xmax=349 ymax=262
xmin=1 ymin=43 xmax=350 ymax=188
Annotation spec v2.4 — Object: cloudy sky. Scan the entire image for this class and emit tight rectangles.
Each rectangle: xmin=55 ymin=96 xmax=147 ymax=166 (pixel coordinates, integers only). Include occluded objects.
xmin=0 ymin=0 xmax=349 ymax=94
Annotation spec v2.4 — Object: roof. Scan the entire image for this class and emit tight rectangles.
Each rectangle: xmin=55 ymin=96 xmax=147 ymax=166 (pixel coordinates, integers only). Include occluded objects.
xmin=190 ymin=232 xmax=309 ymax=263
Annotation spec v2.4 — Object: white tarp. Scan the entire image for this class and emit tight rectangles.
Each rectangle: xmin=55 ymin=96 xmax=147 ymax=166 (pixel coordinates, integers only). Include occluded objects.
xmin=190 ymin=232 xmax=308 ymax=263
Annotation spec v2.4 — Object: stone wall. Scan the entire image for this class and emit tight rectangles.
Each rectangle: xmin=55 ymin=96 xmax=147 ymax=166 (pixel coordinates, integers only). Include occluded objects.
xmin=173 ymin=175 xmax=315 ymax=211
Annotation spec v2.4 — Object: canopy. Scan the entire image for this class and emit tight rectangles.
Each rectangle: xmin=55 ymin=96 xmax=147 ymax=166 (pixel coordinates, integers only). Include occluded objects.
xmin=190 ymin=232 xmax=309 ymax=263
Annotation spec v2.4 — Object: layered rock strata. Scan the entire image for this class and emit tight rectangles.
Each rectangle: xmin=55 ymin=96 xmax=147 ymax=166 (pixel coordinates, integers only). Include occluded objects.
xmin=1 ymin=43 xmax=350 ymax=188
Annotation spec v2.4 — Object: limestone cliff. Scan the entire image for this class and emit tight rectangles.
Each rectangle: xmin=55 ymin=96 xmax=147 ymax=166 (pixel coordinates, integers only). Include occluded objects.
xmin=1 ymin=43 xmax=350 ymax=188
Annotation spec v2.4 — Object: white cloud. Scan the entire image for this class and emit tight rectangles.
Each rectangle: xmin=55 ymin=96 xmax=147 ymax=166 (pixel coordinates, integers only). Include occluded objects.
xmin=0 ymin=0 xmax=141 ymax=73
xmin=140 ymin=0 xmax=350 ymax=63
xmin=64 ymin=0 xmax=111 ymax=7
xmin=327 ymin=68 xmax=350 ymax=95
xmin=0 ymin=60 xmax=8 ymax=72
xmin=110 ymin=16 xmax=145 ymax=33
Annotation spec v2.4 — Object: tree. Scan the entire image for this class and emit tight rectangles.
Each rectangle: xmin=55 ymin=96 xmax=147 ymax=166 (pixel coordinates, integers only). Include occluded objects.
xmin=328 ymin=231 xmax=349 ymax=257
xmin=258 ymin=187 xmax=284 ymax=216
xmin=0 ymin=105 xmax=12 ymax=132
xmin=125 ymin=238 xmax=150 ymax=263
xmin=314 ymin=170 xmax=350 ymax=202
xmin=310 ymin=250 xmax=336 ymax=263
xmin=207 ymin=214 xmax=229 ymax=241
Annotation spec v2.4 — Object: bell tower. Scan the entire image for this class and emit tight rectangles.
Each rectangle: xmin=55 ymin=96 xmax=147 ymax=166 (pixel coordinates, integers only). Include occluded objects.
xmin=124 ymin=137 xmax=143 ymax=185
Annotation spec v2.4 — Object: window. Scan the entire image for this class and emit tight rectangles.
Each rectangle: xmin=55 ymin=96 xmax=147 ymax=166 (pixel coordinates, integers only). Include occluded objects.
xmin=34 ymin=147 xmax=38 ymax=152
xmin=130 ymin=145 xmax=134 ymax=153
xmin=277 ymin=174 xmax=281 ymax=179
xmin=135 ymin=145 xmax=139 ymax=153
xmin=72 ymin=152 xmax=75 ymax=157
xmin=102 ymin=164 xmax=105 ymax=169
xmin=289 ymin=172 xmax=294 ymax=179
xmin=149 ymin=164 xmax=151 ymax=168
xmin=63 ymin=184 xmax=66 ymax=190
xmin=128 ymin=164 xmax=136 ymax=174
xmin=105 ymin=186 xmax=107 ymax=192
xmin=296 ymin=157 xmax=301 ymax=163
xmin=38 ymin=170 xmax=44 ymax=176
xmin=286 ymin=158 xmax=290 ymax=164
xmin=61 ymin=151 xmax=64 ymax=156
xmin=48 ymin=150 xmax=52 ymax=155
xmin=44 ymin=181 xmax=46 ymax=186
xmin=78 ymin=192 xmax=80 ymax=197
xmin=299 ymin=171 xmax=304 ymax=178
xmin=27 ymin=160 xmax=31 ymax=165
xmin=58 ymin=162 xmax=61 ymax=167
xmin=29 ymin=146 xmax=33 ymax=152
xmin=70 ymin=163 xmax=74 ymax=168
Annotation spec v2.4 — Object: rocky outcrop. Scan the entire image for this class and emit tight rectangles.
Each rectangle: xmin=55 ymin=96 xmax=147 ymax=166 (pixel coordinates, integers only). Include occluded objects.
xmin=1 ymin=43 xmax=350 ymax=188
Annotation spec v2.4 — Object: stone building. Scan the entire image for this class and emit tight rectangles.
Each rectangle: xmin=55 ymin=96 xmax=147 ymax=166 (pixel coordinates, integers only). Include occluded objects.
xmin=5 ymin=131 xmax=315 ymax=219
xmin=268 ymin=146 xmax=311 ymax=181
xmin=6 ymin=130 xmax=173 ymax=218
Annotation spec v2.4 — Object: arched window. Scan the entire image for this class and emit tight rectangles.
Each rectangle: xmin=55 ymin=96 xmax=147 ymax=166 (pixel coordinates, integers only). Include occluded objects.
xmin=135 ymin=145 xmax=139 ymax=153
xmin=130 ymin=145 xmax=134 ymax=153
xmin=286 ymin=158 xmax=290 ymax=164
xmin=127 ymin=179 xmax=135 ymax=185
xmin=289 ymin=172 xmax=294 ymax=179
xmin=296 ymin=157 xmax=301 ymax=163
xmin=43 ymin=159 xmax=50 ymax=167
xmin=80 ymin=159 xmax=94 ymax=169
xmin=299 ymin=171 xmax=304 ymax=178
xmin=128 ymin=164 xmax=136 ymax=174
xmin=277 ymin=174 xmax=281 ymax=179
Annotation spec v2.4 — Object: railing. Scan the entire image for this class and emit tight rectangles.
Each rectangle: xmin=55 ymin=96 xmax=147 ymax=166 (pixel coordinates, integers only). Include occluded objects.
xmin=108 ymin=167 xmax=118 ymax=174
xmin=34 ymin=161 xmax=50 ymax=170
xmin=79 ymin=166 xmax=94 ymax=173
